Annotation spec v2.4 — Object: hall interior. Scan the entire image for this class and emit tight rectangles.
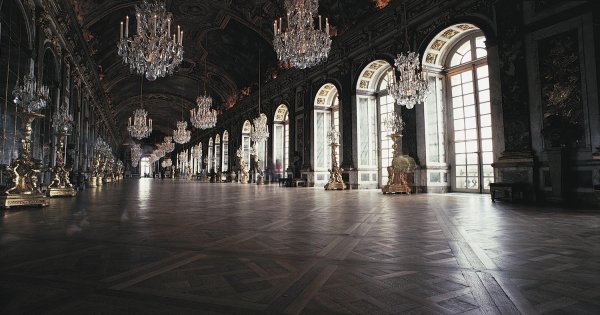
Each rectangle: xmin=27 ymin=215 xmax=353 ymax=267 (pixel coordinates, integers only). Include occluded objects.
xmin=0 ymin=0 xmax=600 ymax=314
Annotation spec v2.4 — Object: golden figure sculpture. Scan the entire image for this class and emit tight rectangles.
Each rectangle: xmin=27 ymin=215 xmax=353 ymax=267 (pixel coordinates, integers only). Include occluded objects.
xmin=252 ymin=154 xmax=264 ymax=185
xmin=325 ymin=142 xmax=346 ymax=190
xmin=382 ymin=133 xmax=416 ymax=194
xmin=0 ymin=112 xmax=48 ymax=208
xmin=47 ymin=132 xmax=77 ymax=197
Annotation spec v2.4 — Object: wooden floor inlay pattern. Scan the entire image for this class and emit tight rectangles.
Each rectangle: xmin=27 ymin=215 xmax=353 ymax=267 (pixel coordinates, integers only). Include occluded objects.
xmin=1 ymin=180 xmax=599 ymax=314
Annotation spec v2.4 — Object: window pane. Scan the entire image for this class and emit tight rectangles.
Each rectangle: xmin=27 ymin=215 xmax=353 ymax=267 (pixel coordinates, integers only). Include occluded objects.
xmin=452 ymin=85 xmax=462 ymax=97
xmin=456 ymin=154 xmax=466 ymax=165
xmin=452 ymin=96 xmax=463 ymax=108
xmin=462 ymin=82 xmax=474 ymax=94
xmin=455 ymin=130 xmax=465 ymax=141
xmin=476 ymin=65 xmax=489 ymax=78
xmin=456 ymin=177 xmax=467 ymax=189
xmin=464 ymin=105 xmax=476 ymax=118
xmin=454 ymin=119 xmax=465 ymax=131
xmin=480 ymin=126 xmax=492 ymax=139
xmin=481 ymin=139 xmax=493 ymax=152
xmin=453 ymin=108 xmax=464 ymax=119
xmin=480 ymin=114 xmax=491 ymax=127
xmin=465 ymin=129 xmax=478 ymax=140
xmin=463 ymin=94 xmax=475 ymax=106
xmin=456 ymin=165 xmax=466 ymax=176
xmin=451 ymin=74 xmax=461 ymax=86
xmin=460 ymin=52 xmax=472 ymax=64
xmin=461 ymin=71 xmax=473 ymax=83
xmin=467 ymin=153 xmax=478 ymax=164
xmin=455 ymin=142 xmax=466 ymax=154
xmin=476 ymin=48 xmax=487 ymax=59
xmin=479 ymin=102 xmax=491 ymax=115
xmin=479 ymin=89 xmax=490 ymax=103
xmin=482 ymin=152 xmax=494 ymax=164
xmin=466 ymin=140 xmax=478 ymax=152
xmin=477 ymin=78 xmax=489 ymax=90
xmin=465 ymin=117 xmax=477 ymax=129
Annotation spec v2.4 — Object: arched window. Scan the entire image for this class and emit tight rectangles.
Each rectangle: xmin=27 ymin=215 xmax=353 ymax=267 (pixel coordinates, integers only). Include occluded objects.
xmin=242 ymin=120 xmax=252 ymax=164
xmin=423 ymin=24 xmax=493 ymax=192
xmin=214 ymin=134 xmax=221 ymax=172
xmin=208 ymin=137 xmax=214 ymax=172
xmin=313 ymin=84 xmax=340 ymax=184
xmin=222 ymin=131 xmax=229 ymax=172
xmin=254 ymin=113 xmax=268 ymax=171
xmin=273 ymin=105 xmax=289 ymax=178
xmin=355 ymin=60 xmax=395 ymax=188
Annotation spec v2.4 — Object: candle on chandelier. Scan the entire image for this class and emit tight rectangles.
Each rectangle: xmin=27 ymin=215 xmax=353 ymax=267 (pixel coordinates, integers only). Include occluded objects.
xmin=167 ymin=18 xmax=171 ymax=35
xmin=125 ymin=16 xmax=129 ymax=38
xmin=179 ymin=30 xmax=183 ymax=45
xmin=177 ymin=25 xmax=180 ymax=43
xmin=120 ymin=21 xmax=123 ymax=39
xmin=319 ymin=15 xmax=322 ymax=30
xmin=153 ymin=15 xmax=157 ymax=34
xmin=128 ymin=117 xmax=131 ymax=126
xmin=326 ymin=17 xmax=329 ymax=34
xmin=273 ymin=21 xmax=276 ymax=34
xmin=136 ymin=13 xmax=141 ymax=35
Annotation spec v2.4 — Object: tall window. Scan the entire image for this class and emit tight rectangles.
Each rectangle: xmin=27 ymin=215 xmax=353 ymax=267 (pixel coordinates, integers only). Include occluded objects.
xmin=222 ymin=131 xmax=229 ymax=172
xmin=214 ymin=134 xmax=221 ymax=172
xmin=314 ymin=84 xmax=340 ymax=171
xmin=273 ymin=105 xmax=289 ymax=178
xmin=208 ymin=137 xmax=214 ymax=172
xmin=356 ymin=60 xmax=395 ymax=187
xmin=255 ymin=113 xmax=268 ymax=171
xmin=242 ymin=120 xmax=251 ymax=164
xmin=448 ymin=33 xmax=493 ymax=192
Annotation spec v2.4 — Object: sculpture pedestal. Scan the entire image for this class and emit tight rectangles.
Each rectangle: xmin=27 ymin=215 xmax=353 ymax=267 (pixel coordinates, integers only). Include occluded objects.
xmin=324 ymin=143 xmax=347 ymax=190
xmin=0 ymin=194 xmax=48 ymax=208
xmin=47 ymin=187 xmax=77 ymax=197
xmin=96 ymin=176 xmax=103 ymax=186
xmin=324 ymin=181 xmax=346 ymax=190
xmin=382 ymin=183 xmax=411 ymax=194
xmin=88 ymin=176 xmax=97 ymax=188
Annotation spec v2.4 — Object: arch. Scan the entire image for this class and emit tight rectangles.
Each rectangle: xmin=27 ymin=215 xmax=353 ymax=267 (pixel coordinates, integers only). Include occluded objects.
xmin=208 ymin=136 xmax=214 ymax=172
xmin=214 ymin=134 xmax=221 ymax=172
xmin=312 ymin=83 xmax=341 ymax=185
xmin=241 ymin=120 xmax=251 ymax=164
xmin=273 ymin=104 xmax=289 ymax=179
xmin=222 ymin=130 xmax=229 ymax=171
xmin=356 ymin=60 xmax=393 ymax=92
xmin=354 ymin=59 xmax=396 ymax=188
xmin=421 ymin=23 xmax=496 ymax=193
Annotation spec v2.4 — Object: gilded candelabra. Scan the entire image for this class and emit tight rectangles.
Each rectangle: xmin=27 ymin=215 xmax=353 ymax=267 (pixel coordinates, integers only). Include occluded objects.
xmin=381 ymin=113 xmax=416 ymax=194
xmin=48 ymin=105 xmax=76 ymax=197
xmin=0 ymin=111 xmax=49 ymax=208
xmin=88 ymin=153 xmax=100 ymax=187
xmin=324 ymin=128 xmax=346 ymax=190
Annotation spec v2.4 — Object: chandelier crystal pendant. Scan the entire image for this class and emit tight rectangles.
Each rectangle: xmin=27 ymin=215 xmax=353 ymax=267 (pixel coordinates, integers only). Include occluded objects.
xmin=383 ymin=111 xmax=405 ymax=135
xmin=52 ymin=104 xmax=74 ymax=134
xmin=162 ymin=136 xmax=174 ymax=153
xmin=173 ymin=120 xmax=191 ymax=144
xmin=387 ymin=2 xmax=429 ymax=109
xmin=273 ymin=0 xmax=332 ymax=69
xmin=13 ymin=74 xmax=50 ymax=112
xmin=117 ymin=0 xmax=184 ymax=81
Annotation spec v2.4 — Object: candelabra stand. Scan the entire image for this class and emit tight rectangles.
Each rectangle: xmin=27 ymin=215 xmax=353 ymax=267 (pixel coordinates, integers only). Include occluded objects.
xmin=324 ymin=142 xmax=346 ymax=190
xmin=381 ymin=133 xmax=415 ymax=194
xmin=104 ymin=159 xmax=114 ymax=183
xmin=47 ymin=132 xmax=76 ymax=197
xmin=97 ymin=156 xmax=105 ymax=186
xmin=88 ymin=153 xmax=100 ymax=188
xmin=0 ymin=112 xmax=49 ymax=208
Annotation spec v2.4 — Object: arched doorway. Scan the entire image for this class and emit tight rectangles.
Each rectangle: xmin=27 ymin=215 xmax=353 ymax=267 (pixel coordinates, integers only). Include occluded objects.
xmin=312 ymin=84 xmax=340 ymax=186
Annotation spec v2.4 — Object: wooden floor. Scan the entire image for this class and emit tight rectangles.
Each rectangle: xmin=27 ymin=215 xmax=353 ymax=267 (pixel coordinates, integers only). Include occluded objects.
xmin=1 ymin=179 xmax=599 ymax=314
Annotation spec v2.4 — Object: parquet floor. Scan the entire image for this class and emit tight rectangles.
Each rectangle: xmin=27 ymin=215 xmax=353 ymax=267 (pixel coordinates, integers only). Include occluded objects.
xmin=1 ymin=179 xmax=599 ymax=314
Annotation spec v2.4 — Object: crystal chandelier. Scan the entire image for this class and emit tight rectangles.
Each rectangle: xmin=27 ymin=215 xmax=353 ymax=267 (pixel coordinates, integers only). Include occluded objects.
xmin=190 ymin=38 xmax=217 ymax=129
xmin=172 ymin=120 xmax=191 ymax=144
xmin=162 ymin=136 xmax=174 ymax=153
xmin=117 ymin=0 xmax=184 ymax=81
xmin=236 ymin=146 xmax=243 ymax=158
xmin=154 ymin=145 xmax=165 ymax=158
xmin=250 ymin=52 xmax=269 ymax=143
xmin=387 ymin=2 xmax=428 ymax=109
xmin=191 ymin=144 xmax=202 ymax=159
xmin=52 ymin=104 xmax=74 ymax=134
xmin=128 ymin=108 xmax=153 ymax=139
xmin=13 ymin=74 xmax=50 ymax=112
xmin=273 ymin=0 xmax=332 ymax=69
xmin=128 ymin=79 xmax=152 ymax=139
xmin=131 ymin=144 xmax=142 ymax=167
xmin=178 ymin=151 xmax=187 ymax=165
xmin=387 ymin=52 xmax=428 ymax=109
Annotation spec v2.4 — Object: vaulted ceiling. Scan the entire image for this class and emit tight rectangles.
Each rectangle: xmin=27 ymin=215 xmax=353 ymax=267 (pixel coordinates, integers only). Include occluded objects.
xmin=68 ymin=0 xmax=384 ymax=145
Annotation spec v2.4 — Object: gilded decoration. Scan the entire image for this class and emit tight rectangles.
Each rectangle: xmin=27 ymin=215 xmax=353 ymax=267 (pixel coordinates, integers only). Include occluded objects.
xmin=359 ymin=80 xmax=369 ymax=89
xmin=426 ymin=53 xmax=437 ymax=64
xmin=456 ymin=24 xmax=474 ymax=30
xmin=431 ymin=39 xmax=446 ymax=51
xmin=441 ymin=29 xmax=459 ymax=39
xmin=317 ymin=98 xmax=326 ymax=105
xmin=363 ymin=70 xmax=374 ymax=78
xmin=368 ymin=63 xmax=382 ymax=70
xmin=382 ymin=134 xmax=416 ymax=194
xmin=319 ymin=90 xmax=328 ymax=96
